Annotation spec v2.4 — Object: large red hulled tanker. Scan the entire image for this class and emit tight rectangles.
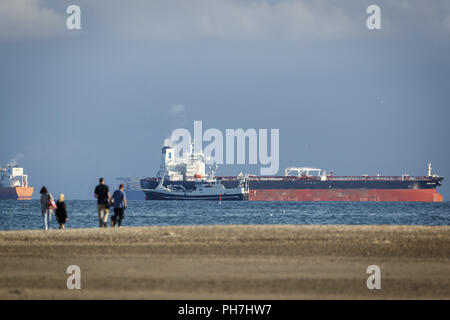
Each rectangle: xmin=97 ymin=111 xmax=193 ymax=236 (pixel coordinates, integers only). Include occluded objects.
xmin=220 ymin=173 xmax=443 ymax=202
xmin=218 ymin=165 xmax=442 ymax=202
xmin=141 ymin=146 xmax=444 ymax=202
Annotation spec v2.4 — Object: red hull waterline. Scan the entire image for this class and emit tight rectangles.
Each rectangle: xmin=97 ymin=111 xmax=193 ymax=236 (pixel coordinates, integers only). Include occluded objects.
xmin=249 ymin=189 xmax=443 ymax=202
xmin=0 ymin=187 xmax=34 ymax=200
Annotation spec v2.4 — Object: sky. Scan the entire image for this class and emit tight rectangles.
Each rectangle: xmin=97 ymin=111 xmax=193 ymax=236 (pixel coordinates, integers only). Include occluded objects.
xmin=0 ymin=0 xmax=449 ymax=199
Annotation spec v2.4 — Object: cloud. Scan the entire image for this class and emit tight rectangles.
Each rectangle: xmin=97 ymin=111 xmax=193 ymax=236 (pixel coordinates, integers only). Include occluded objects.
xmin=384 ymin=0 xmax=450 ymax=34
xmin=2 ymin=0 xmax=450 ymax=41
xmin=444 ymin=15 xmax=450 ymax=31
xmin=163 ymin=104 xmax=186 ymax=149
xmin=75 ymin=0 xmax=450 ymax=42
xmin=188 ymin=0 xmax=357 ymax=39
xmin=6 ymin=153 xmax=24 ymax=166
xmin=168 ymin=104 xmax=187 ymax=128
xmin=90 ymin=0 xmax=359 ymax=41
xmin=168 ymin=104 xmax=186 ymax=117
xmin=0 ymin=0 xmax=65 ymax=39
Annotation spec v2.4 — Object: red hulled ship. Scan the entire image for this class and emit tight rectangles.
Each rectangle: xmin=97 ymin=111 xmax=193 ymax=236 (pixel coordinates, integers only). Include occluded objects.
xmin=0 ymin=164 xmax=33 ymax=200
xmin=141 ymin=146 xmax=443 ymax=202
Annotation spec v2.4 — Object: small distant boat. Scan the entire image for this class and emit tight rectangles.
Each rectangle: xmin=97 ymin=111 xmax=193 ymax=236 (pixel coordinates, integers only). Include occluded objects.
xmin=143 ymin=174 xmax=248 ymax=200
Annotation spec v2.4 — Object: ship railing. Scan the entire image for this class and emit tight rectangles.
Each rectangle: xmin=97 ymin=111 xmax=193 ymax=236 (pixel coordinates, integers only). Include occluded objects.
xmin=146 ymin=175 xmax=439 ymax=182
xmin=217 ymin=175 xmax=438 ymax=182
xmin=326 ymin=176 xmax=436 ymax=181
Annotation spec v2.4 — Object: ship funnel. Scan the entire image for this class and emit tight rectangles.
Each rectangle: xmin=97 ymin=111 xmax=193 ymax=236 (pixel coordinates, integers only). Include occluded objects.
xmin=157 ymin=146 xmax=174 ymax=178
xmin=427 ymin=162 xmax=432 ymax=177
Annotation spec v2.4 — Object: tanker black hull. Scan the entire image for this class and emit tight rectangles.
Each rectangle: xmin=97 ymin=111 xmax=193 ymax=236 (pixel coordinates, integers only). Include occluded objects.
xmin=144 ymin=191 xmax=247 ymax=201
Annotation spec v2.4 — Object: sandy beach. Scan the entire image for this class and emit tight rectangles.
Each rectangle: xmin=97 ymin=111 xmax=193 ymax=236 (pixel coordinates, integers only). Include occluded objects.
xmin=0 ymin=225 xmax=449 ymax=299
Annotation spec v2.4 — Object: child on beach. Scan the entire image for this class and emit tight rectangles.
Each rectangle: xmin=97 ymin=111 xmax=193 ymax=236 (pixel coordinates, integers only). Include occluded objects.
xmin=40 ymin=187 xmax=55 ymax=230
xmin=55 ymin=194 xmax=68 ymax=229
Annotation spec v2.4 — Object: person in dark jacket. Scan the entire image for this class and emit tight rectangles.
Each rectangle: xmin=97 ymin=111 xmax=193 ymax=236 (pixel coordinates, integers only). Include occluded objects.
xmin=55 ymin=193 xmax=68 ymax=229
xmin=94 ymin=177 xmax=111 ymax=227
xmin=111 ymin=184 xmax=127 ymax=227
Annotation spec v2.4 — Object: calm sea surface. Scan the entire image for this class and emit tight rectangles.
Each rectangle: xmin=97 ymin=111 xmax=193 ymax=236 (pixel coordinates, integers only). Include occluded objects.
xmin=0 ymin=200 xmax=449 ymax=230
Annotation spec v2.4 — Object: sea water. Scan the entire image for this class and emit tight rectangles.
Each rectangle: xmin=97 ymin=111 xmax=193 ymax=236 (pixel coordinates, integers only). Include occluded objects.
xmin=0 ymin=200 xmax=449 ymax=230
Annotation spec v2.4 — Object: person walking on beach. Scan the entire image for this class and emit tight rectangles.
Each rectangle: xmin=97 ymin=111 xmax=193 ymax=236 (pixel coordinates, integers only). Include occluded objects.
xmin=94 ymin=177 xmax=111 ymax=227
xmin=111 ymin=184 xmax=127 ymax=227
xmin=55 ymin=194 xmax=68 ymax=229
xmin=40 ymin=187 xmax=55 ymax=230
